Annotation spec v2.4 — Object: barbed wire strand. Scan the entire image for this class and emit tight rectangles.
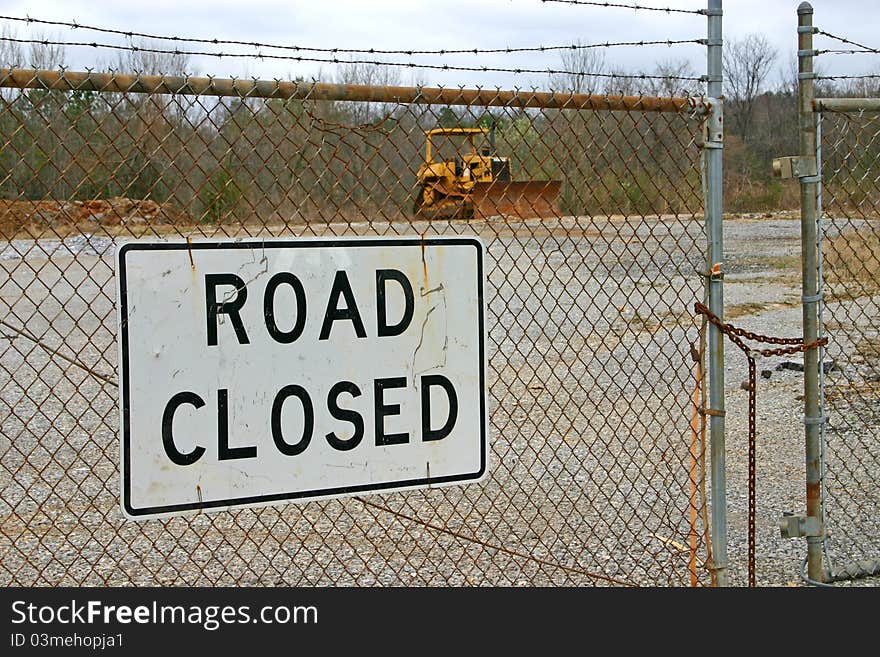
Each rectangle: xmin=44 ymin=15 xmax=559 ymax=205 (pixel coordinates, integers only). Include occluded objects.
xmin=540 ymin=0 xmax=705 ymax=14
xmin=816 ymin=30 xmax=880 ymax=55
xmin=0 ymin=15 xmax=705 ymax=56
xmin=815 ymin=74 xmax=880 ymax=81
xmin=819 ymin=49 xmax=880 ymax=56
xmin=0 ymin=36 xmax=706 ymax=82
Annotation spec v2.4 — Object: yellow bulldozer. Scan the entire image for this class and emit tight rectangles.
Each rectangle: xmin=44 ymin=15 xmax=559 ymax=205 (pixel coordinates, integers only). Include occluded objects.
xmin=413 ymin=126 xmax=561 ymax=220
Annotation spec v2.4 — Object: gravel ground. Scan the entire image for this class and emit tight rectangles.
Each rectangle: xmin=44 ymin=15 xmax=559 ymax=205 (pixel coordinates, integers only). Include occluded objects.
xmin=1 ymin=215 xmax=877 ymax=587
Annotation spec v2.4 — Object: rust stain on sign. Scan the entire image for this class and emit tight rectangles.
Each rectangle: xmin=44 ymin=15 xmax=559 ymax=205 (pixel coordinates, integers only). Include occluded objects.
xmin=420 ymin=232 xmax=429 ymax=289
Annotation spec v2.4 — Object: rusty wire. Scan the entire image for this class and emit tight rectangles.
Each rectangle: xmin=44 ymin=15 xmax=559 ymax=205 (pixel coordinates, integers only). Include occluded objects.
xmin=816 ymin=30 xmax=880 ymax=55
xmin=692 ymin=284 xmax=715 ymax=586
xmin=694 ymin=302 xmax=828 ymax=587
xmin=0 ymin=66 xmax=712 ymax=586
xmin=816 ymin=73 xmax=880 ymax=82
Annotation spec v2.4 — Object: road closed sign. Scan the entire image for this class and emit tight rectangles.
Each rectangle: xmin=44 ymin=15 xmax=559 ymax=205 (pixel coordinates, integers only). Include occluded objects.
xmin=116 ymin=236 xmax=487 ymax=519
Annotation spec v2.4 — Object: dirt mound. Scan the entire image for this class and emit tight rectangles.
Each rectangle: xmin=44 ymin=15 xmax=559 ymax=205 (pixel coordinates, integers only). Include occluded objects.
xmin=0 ymin=197 xmax=190 ymax=235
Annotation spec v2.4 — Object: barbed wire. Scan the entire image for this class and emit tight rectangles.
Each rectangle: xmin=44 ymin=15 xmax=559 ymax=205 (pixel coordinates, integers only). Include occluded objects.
xmin=540 ymin=0 xmax=705 ymax=14
xmin=815 ymin=74 xmax=880 ymax=81
xmin=819 ymin=50 xmax=880 ymax=56
xmin=816 ymin=30 xmax=880 ymax=55
xmin=0 ymin=36 xmax=706 ymax=82
xmin=0 ymin=14 xmax=705 ymax=56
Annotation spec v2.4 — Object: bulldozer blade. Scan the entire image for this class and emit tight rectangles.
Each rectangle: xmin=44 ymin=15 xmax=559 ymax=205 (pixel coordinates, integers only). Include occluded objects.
xmin=470 ymin=180 xmax=562 ymax=220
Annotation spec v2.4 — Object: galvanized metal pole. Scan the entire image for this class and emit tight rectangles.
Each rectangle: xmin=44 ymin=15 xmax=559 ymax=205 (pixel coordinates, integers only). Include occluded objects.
xmin=705 ymin=0 xmax=728 ymax=587
xmin=797 ymin=1 xmax=825 ymax=583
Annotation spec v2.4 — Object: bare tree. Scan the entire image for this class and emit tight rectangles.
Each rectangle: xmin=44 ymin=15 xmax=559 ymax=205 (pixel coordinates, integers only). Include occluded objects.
xmin=723 ymin=33 xmax=777 ymax=142
xmin=0 ymin=25 xmax=24 ymax=69
xmin=0 ymin=27 xmax=68 ymax=70
xmin=334 ymin=61 xmax=401 ymax=125
xmin=777 ymin=54 xmax=799 ymax=96
xmin=632 ymin=58 xmax=700 ymax=98
xmin=652 ymin=59 xmax=699 ymax=97
xmin=109 ymin=39 xmax=193 ymax=77
xmin=552 ymin=43 xmax=607 ymax=95
xmin=836 ymin=65 xmax=880 ymax=98
xmin=28 ymin=34 xmax=68 ymax=70
xmin=604 ymin=67 xmax=640 ymax=97
xmin=777 ymin=53 xmax=831 ymax=96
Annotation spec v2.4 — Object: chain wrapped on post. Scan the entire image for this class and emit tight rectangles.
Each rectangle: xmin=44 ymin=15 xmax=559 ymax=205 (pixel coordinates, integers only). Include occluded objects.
xmin=694 ymin=301 xmax=828 ymax=587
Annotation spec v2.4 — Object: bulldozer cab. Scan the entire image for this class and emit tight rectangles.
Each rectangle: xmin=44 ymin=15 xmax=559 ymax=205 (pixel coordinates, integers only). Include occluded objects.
xmin=425 ymin=127 xmax=497 ymax=180
xmin=424 ymin=127 xmax=487 ymax=163
xmin=421 ymin=127 xmax=510 ymax=184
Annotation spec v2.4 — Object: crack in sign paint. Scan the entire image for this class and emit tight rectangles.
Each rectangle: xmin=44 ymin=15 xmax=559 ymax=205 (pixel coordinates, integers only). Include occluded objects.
xmin=410 ymin=283 xmax=448 ymax=387
xmin=230 ymin=468 xmax=273 ymax=484
xmin=217 ymin=247 xmax=269 ymax=326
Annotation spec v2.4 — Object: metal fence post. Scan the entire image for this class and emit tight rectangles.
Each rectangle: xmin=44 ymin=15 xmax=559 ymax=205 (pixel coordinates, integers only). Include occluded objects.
xmin=705 ymin=0 xmax=728 ymax=587
xmin=797 ymin=1 xmax=825 ymax=583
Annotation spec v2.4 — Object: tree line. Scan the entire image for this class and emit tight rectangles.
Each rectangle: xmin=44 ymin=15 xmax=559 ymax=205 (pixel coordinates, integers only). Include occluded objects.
xmin=0 ymin=31 xmax=877 ymax=226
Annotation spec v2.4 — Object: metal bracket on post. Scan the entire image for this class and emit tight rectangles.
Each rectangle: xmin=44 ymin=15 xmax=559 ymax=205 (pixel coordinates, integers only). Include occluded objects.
xmin=779 ymin=512 xmax=821 ymax=539
xmin=772 ymin=155 xmax=817 ymax=179
xmin=702 ymin=99 xmax=724 ymax=148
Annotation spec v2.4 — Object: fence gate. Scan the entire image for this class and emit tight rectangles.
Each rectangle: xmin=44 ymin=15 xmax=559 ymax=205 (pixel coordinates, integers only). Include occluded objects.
xmin=0 ymin=66 xmax=726 ymax=586
xmin=811 ymin=99 xmax=880 ymax=582
xmin=791 ymin=2 xmax=880 ymax=584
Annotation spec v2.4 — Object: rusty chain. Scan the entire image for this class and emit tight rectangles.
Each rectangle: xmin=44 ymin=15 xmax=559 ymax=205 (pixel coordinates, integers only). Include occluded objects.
xmin=694 ymin=301 xmax=827 ymax=587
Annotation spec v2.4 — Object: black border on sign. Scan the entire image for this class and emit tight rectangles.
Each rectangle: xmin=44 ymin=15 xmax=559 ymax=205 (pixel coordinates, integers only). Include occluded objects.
xmin=117 ymin=237 xmax=486 ymax=518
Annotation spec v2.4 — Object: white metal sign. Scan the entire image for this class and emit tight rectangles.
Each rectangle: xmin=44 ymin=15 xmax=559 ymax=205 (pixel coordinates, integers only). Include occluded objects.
xmin=116 ymin=237 xmax=487 ymax=519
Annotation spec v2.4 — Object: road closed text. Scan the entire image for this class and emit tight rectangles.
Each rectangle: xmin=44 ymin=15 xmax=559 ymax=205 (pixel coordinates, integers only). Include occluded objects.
xmin=162 ymin=267 xmax=460 ymax=466
xmin=117 ymin=238 xmax=486 ymax=518
xmin=161 ymin=374 xmax=459 ymax=465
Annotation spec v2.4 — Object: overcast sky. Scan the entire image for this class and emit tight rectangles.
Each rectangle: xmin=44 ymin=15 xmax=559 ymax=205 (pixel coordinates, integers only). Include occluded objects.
xmin=2 ymin=0 xmax=877 ymax=92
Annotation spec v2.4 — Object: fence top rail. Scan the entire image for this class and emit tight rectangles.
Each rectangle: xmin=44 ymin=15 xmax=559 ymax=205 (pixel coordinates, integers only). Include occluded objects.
xmin=814 ymin=97 xmax=880 ymax=113
xmin=0 ymin=67 xmax=710 ymax=114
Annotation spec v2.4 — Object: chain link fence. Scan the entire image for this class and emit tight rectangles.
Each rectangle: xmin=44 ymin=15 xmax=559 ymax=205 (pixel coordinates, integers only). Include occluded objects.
xmin=817 ymin=107 xmax=880 ymax=580
xmin=0 ymin=67 xmax=716 ymax=586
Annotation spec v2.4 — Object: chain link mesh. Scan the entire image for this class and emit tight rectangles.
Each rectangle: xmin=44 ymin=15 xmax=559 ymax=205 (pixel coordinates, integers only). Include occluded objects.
xmin=819 ymin=109 xmax=880 ymax=578
xmin=0 ymin=68 xmax=712 ymax=586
